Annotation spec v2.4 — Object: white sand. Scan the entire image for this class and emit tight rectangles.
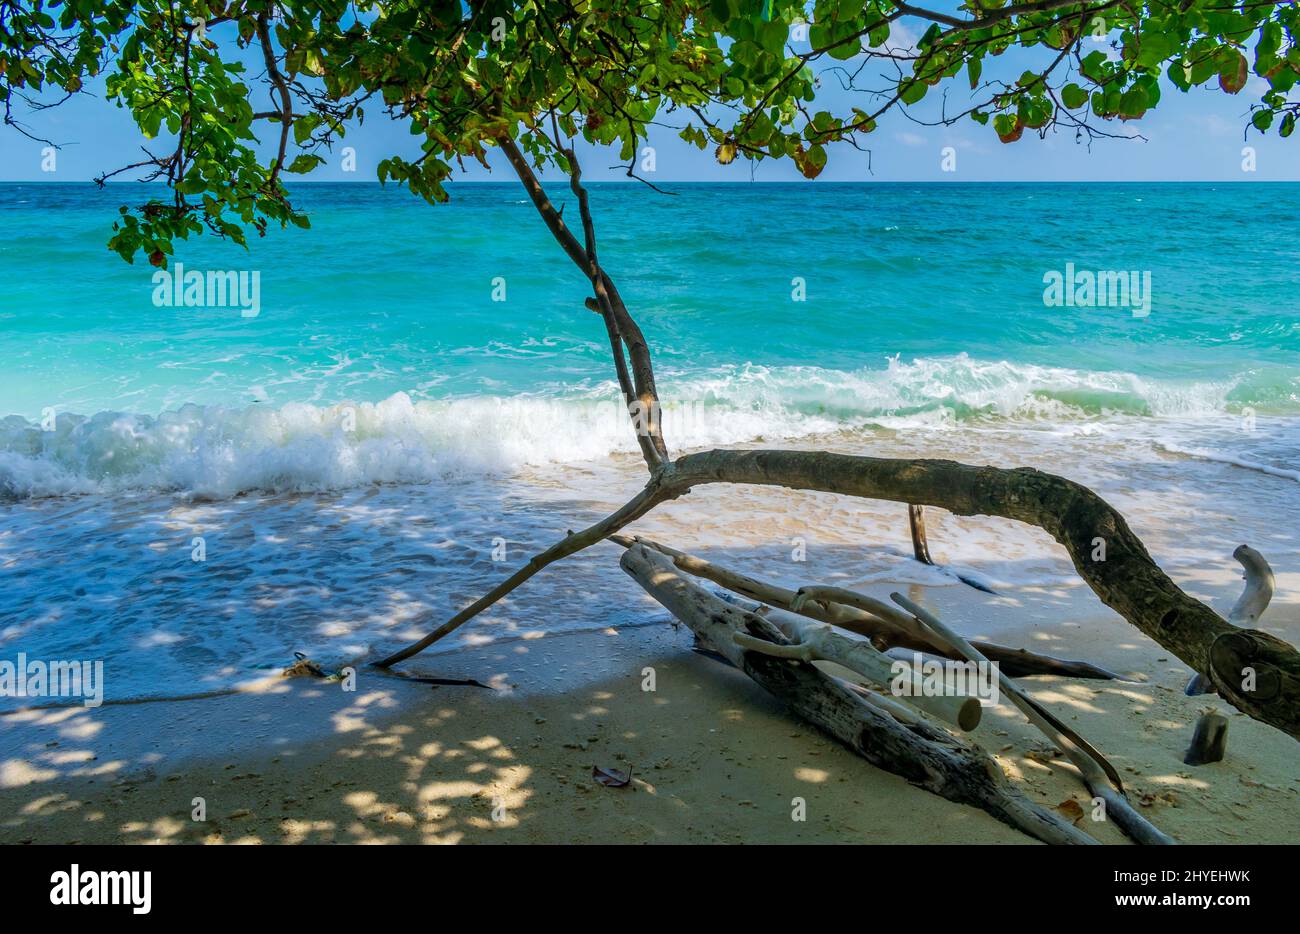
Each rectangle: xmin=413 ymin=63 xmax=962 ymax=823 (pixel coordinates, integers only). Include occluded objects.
xmin=3 ymin=577 xmax=1297 ymax=845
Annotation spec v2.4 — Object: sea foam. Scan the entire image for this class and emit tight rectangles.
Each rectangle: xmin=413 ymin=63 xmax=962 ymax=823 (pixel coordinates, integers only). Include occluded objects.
xmin=0 ymin=355 xmax=1289 ymax=500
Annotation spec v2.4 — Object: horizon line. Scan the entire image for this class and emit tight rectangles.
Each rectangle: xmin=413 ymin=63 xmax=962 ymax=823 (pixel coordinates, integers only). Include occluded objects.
xmin=2 ymin=178 xmax=1297 ymax=185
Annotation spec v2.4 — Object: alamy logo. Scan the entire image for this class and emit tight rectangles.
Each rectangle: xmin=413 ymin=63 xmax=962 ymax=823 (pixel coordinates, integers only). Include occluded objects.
xmin=0 ymin=653 xmax=103 ymax=707
xmin=1042 ymin=262 xmax=1151 ymax=318
xmin=889 ymin=652 xmax=1001 ymax=707
xmin=152 ymin=262 xmax=261 ymax=318
xmin=50 ymin=864 xmax=151 ymax=914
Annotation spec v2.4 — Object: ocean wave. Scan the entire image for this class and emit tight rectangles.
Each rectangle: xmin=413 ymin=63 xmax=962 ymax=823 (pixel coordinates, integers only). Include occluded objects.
xmin=1156 ymin=443 xmax=1300 ymax=483
xmin=664 ymin=354 xmax=1293 ymax=425
xmin=1 ymin=355 xmax=1295 ymax=500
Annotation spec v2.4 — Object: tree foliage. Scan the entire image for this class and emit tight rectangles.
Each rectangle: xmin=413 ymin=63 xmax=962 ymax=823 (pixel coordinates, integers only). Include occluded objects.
xmin=3 ymin=0 xmax=1297 ymax=262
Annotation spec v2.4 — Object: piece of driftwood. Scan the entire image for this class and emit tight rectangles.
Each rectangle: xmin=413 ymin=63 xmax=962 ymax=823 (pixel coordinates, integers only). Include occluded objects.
xmin=733 ymin=605 xmax=983 ymax=731
xmin=908 ymin=504 xmax=998 ymax=594
xmin=790 ymin=580 xmax=1148 ymax=834
xmin=620 ymin=543 xmax=1097 ymax=845
xmin=1183 ymin=545 xmax=1275 ymax=765
xmin=888 ymin=592 xmax=1176 ymax=846
xmin=708 ymin=588 xmax=984 ymax=732
xmin=1184 ymin=712 xmax=1229 ymax=766
xmin=1186 ymin=545 xmax=1275 ymax=696
xmin=908 ymin=504 xmax=934 ymax=564
xmin=610 ymin=533 xmax=1121 ymax=680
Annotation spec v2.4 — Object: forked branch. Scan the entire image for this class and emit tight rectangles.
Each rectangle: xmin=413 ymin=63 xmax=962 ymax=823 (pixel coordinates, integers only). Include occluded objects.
xmin=496 ymin=134 xmax=667 ymax=470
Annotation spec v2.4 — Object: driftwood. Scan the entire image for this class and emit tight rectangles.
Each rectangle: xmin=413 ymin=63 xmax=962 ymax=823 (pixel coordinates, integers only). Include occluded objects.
xmin=620 ymin=543 xmax=1097 ymax=845
xmin=1186 ymin=545 xmax=1275 ymax=696
xmin=1183 ymin=545 xmax=1275 ymax=764
xmin=1184 ymin=713 xmax=1229 ymax=766
xmin=777 ymin=580 xmax=1172 ymax=843
xmin=908 ymin=504 xmax=934 ymax=564
xmin=732 ymin=604 xmax=983 ymax=731
xmin=610 ymin=533 xmax=1122 ymax=681
xmin=890 ymin=593 xmax=1176 ymax=846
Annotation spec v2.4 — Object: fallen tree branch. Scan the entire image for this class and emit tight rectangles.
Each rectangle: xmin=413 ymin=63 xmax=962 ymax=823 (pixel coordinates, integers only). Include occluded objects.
xmin=371 ymin=479 xmax=677 ymax=668
xmin=375 ymin=449 xmax=1300 ymax=741
xmin=610 ymin=533 xmax=1121 ymax=680
xmin=733 ymin=607 xmax=983 ymax=731
xmin=620 ymin=543 xmax=1097 ymax=845
xmin=795 ymin=586 xmax=1126 ymax=788
xmin=891 ymin=593 xmax=1175 ymax=846
xmin=659 ymin=449 xmax=1300 ymax=741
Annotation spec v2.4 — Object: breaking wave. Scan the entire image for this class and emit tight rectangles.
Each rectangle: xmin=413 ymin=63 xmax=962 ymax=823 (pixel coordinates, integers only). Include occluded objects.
xmin=2 ymin=354 xmax=1295 ymax=500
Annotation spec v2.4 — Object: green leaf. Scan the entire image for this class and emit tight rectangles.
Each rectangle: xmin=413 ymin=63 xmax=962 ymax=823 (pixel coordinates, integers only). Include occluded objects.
xmin=1136 ymin=30 xmax=1175 ymax=68
xmin=1080 ymin=50 xmax=1108 ymax=83
xmin=1219 ymin=49 xmax=1248 ymax=93
xmin=828 ymin=37 xmax=860 ymax=60
xmin=294 ymin=113 xmax=323 ymax=144
xmin=1061 ymin=83 xmax=1088 ymax=109
xmin=287 ymin=154 xmax=325 ymax=174
xmin=1119 ymin=85 xmax=1149 ymax=119
xmin=900 ymin=79 xmax=926 ymax=105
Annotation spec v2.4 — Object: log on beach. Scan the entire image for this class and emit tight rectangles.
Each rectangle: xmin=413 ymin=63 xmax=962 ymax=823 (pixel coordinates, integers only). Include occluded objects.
xmin=620 ymin=543 xmax=1097 ymax=845
xmin=613 ymin=533 xmax=1122 ymax=681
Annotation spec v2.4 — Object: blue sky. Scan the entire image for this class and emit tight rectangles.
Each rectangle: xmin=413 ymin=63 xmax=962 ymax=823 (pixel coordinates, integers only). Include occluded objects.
xmin=2 ymin=20 xmax=1297 ymax=184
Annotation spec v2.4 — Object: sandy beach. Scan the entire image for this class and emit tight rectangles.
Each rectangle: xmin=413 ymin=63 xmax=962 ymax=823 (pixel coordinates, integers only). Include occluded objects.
xmin=4 ymin=570 xmax=1297 ymax=846
xmin=4 ymin=0 xmax=1300 ymax=867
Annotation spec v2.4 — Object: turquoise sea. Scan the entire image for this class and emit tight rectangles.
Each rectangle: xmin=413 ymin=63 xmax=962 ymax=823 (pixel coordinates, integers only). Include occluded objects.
xmin=1 ymin=181 xmax=1297 ymax=704
xmin=3 ymin=182 xmax=1299 ymax=425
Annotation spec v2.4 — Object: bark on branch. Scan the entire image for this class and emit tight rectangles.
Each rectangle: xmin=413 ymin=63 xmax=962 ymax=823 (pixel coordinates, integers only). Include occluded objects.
xmin=656 ymin=449 xmax=1300 ymax=741
xmin=732 ymin=605 xmax=984 ymax=731
xmin=891 ymin=592 xmax=1175 ymax=845
xmin=496 ymin=134 xmax=667 ymax=469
